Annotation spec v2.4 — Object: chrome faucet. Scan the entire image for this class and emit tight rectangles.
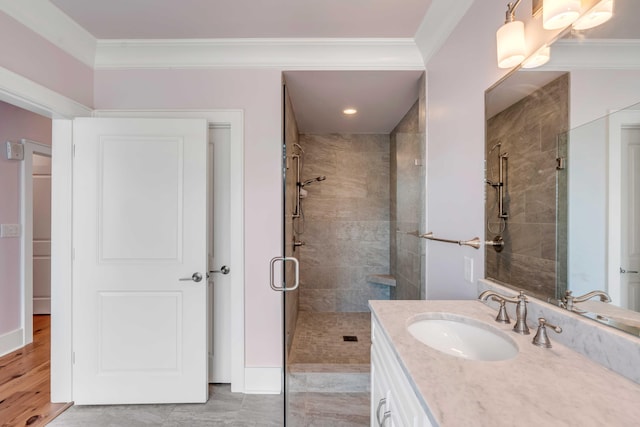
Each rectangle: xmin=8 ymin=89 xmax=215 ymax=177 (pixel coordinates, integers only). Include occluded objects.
xmin=479 ymin=290 xmax=530 ymax=335
xmin=561 ymin=290 xmax=611 ymax=311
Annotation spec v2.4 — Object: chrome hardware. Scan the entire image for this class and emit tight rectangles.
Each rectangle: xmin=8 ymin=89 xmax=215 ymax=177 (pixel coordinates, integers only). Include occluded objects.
xmin=380 ymin=411 xmax=391 ymax=426
xmin=269 ymin=256 xmax=300 ymax=292
xmin=376 ymin=398 xmax=387 ymax=426
xmin=421 ymin=232 xmax=482 ymax=249
xmin=209 ymin=265 xmax=230 ymax=275
xmin=494 ymin=298 xmax=510 ymax=323
xmin=486 ymin=235 xmax=505 ymax=252
xmin=479 ymin=290 xmax=529 ymax=334
xmin=562 ymin=290 xmax=611 ymax=311
xmin=179 ymin=272 xmax=203 ymax=283
xmin=532 ymin=317 xmax=562 ymax=348
xmin=620 ymin=268 xmax=639 ymax=274
xmin=487 ymin=151 xmax=509 ymax=219
xmin=293 ymin=240 xmax=305 ymax=252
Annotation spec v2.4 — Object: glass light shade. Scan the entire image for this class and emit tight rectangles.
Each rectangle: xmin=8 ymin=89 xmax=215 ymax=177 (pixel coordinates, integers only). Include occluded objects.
xmin=496 ymin=21 xmax=526 ymax=69
xmin=543 ymin=0 xmax=581 ymax=29
xmin=573 ymin=0 xmax=614 ymax=30
xmin=522 ymin=46 xmax=551 ymax=68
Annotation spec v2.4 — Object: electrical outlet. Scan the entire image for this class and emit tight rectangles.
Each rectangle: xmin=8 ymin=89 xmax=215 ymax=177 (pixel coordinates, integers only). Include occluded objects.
xmin=464 ymin=256 xmax=474 ymax=283
xmin=0 ymin=224 xmax=21 ymax=238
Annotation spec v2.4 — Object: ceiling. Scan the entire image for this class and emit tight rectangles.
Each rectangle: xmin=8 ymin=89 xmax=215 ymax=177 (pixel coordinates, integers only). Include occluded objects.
xmin=50 ymin=0 xmax=431 ymax=39
xmin=285 ymin=70 xmax=423 ymax=133
xmin=47 ymin=0 xmax=431 ymax=133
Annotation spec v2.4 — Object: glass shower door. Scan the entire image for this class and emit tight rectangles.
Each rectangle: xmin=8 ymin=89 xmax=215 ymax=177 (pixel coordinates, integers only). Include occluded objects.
xmin=268 ymin=81 xmax=300 ymax=425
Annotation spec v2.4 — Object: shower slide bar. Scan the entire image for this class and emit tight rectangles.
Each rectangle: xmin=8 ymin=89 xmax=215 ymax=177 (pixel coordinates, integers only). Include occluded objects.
xmin=400 ymin=230 xmax=504 ymax=250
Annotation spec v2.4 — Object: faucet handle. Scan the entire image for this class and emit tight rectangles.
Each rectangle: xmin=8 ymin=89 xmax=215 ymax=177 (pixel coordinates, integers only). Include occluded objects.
xmin=532 ymin=318 xmax=562 ymax=348
xmin=492 ymin=298 xmax=510 ymax=324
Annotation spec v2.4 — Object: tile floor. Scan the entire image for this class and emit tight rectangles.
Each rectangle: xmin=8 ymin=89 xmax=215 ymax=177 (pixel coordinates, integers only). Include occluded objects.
xmin=49 ymin=384 xmax=282 ymax=426
xmin=49 ymin=312 xmax=372 ymax=426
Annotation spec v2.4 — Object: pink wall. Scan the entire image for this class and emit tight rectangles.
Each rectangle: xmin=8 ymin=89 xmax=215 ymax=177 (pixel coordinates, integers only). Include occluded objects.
xmin=424 ymin=1 xmax=507 ymax=299
xmin=0 ymin=101 xmax=52 ymax=336
xmin=0 ymin=12 xmax=94 ymax=107
xmin=424 ymin=0 xmax=568 ymax=300
xmin=94 ymin=69 xmax=284 ymax=367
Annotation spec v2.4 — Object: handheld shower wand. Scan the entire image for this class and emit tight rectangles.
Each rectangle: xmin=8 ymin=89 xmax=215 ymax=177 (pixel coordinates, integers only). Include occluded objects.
xmin=300 ymin=176 xmax=326 ymax=187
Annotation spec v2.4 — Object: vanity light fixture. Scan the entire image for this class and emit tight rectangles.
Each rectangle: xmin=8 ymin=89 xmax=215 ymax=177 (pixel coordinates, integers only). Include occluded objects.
xmin=342 ymin=108 xmax=357 ymax=115
xmin=542 ymin=0 xmax=581 ymax=29
xmin=522 ymin=45 xmax=551 ymax=68
xmin=573 ymin=0 xmax=614 ymax=30
xmin=496 ymin=0 xmax=526 ymax=69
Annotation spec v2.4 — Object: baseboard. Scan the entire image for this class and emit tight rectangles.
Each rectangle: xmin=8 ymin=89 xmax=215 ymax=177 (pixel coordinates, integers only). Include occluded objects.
xmin=244 ymin=367 xmax=282 ymax=394
xmin=0 ymin=328 xmax=24 ymax=357
xmin=33 ymin=297 xmax=51 ymax=314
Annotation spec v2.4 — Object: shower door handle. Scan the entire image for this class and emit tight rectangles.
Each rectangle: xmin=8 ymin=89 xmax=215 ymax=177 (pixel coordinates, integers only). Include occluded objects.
xmin=269 ymin=256 xmax=299 ymax=292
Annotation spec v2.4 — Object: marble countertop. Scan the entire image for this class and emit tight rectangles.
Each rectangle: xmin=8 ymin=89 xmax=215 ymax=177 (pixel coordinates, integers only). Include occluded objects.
xmin=369 ymin=300 xmax=640 ymax=427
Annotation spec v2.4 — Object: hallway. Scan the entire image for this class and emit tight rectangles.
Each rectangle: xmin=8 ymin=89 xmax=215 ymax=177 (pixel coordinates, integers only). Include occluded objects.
xmin=0 ymin=315 xmax=71 ymax=426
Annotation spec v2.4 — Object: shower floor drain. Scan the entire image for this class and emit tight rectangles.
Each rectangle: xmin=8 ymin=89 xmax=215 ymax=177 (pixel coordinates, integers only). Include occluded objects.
xmin=343 ymin=335 xmax=358 ymax=342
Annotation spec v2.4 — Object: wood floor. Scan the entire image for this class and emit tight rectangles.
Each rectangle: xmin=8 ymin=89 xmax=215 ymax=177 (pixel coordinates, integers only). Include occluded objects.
xmin=0 ymin=316 xmax=71 ymax=427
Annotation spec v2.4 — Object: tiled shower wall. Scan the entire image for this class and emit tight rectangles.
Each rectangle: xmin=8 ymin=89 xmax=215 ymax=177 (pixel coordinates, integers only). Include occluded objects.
xmin=485 ymin=73 xmax=569 ymax=300
xmin=390 ymin=76 xmax=426 ymax=300
xmin=297 ymin=134 xmax=391 ymax=312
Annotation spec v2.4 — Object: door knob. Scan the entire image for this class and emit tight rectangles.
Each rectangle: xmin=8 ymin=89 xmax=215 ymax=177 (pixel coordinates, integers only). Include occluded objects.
xmin=179 ymin=272 xmax=203 ymax=282
xmin=210 ymin=265 xmax=230 ymax=275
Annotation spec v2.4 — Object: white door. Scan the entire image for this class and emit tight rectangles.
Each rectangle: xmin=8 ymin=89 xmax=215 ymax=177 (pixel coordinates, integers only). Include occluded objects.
xmin=621 ymin=125 xmax=640 ymax=310
xmin=72 ymin=117 xmax=208 ymax=404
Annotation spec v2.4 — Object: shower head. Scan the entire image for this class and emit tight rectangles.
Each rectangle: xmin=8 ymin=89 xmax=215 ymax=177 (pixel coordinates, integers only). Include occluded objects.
xmin=301 ymin=176 xmax=326 ymax=187
xmin=488 ymin=142 xmax=502 ymax=153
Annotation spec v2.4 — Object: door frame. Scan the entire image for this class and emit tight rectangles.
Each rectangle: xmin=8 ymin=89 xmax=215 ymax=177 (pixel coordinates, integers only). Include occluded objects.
xmin=0 ymin=66 xmax=92 ymax=402
xmin=94 ymin=109 xmax=245 ymax=393
xmin=20 ymin=139 xmax=53 ymax=345
xmin=0 ymin=67 xmax=246 ymax=401
xmin=607 ymin=110 xmax=640 ymax=306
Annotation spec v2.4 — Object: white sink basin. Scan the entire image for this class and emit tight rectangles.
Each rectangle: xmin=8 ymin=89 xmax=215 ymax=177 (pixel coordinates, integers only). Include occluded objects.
xmin=407 ymin=314 xmax=518 ymax=361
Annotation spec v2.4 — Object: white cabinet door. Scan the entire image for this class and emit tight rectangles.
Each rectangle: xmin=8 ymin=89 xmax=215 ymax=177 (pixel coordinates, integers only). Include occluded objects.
xmin=72 ymin=118 xmax=208 ymax=404
xmin=371 ymin=317 xmax=432 ymax=427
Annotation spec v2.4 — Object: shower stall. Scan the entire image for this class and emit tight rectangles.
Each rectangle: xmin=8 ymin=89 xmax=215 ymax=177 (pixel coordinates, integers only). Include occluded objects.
xmin=281 ymin=72 xmax=426 ymax=403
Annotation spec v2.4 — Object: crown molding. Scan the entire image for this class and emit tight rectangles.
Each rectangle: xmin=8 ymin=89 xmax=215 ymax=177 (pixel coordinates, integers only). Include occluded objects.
xmin=0 ymin=0 xmax=96 ymax=67
xmin=94 ymin=38 xmax=425 ymax=70
xmin=539 ymin=39 xmax=640 ymax=70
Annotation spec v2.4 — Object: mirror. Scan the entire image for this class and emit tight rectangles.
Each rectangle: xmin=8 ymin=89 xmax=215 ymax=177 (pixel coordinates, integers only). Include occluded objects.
xmin=485 ymin=0 xmax=640 ymax=334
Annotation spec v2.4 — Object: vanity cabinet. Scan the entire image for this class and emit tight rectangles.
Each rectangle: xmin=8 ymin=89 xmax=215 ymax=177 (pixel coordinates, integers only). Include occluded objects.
xmin=371 ymin=317 xmax=432 ymax=427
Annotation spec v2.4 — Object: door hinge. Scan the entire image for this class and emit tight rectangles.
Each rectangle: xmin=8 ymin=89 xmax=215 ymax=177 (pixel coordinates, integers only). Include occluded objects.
xmin=556 ymin=157 xmax=566 ymax=170
xmin=73 ymin=144 xmax=76 ymax=157
xmin=72 ymin=351 xmax=75 ymax=364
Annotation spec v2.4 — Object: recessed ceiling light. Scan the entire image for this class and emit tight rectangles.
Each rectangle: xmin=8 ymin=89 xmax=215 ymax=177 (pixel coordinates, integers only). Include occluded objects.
xmin=343 ymin=108 xmax=357 ymax=115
